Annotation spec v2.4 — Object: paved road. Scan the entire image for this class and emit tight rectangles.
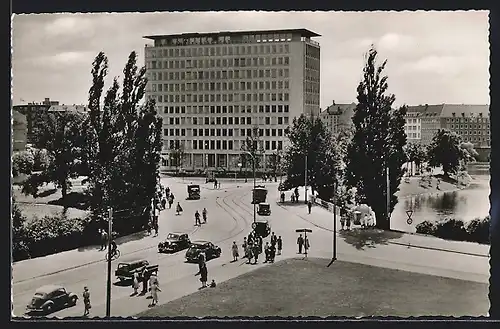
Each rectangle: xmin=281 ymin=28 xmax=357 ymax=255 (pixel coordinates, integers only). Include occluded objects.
xmin=12 ymin=179 xmax=490 ymax=317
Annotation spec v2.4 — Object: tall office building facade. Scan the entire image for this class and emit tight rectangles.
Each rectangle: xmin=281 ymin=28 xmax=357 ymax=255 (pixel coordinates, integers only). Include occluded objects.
xmin=143 ymin=29 xmax=321 ymax=171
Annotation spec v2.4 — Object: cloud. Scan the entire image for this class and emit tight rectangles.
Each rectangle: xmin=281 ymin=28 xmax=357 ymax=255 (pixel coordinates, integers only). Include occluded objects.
xmin=44 ymin=16 xmax=94 ymax=36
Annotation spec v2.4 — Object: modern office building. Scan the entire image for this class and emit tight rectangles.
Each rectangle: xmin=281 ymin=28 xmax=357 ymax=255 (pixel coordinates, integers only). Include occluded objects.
xmin=143 ymin=28 xmax=321 ymax=171
xmin=404 ymin=106 xmax=424 ymax=143
xmin=319 ymin=101 xmax=356 ymax=137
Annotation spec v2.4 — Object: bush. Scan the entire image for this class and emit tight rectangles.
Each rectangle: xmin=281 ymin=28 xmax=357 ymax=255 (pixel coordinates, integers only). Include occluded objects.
xmin=31 ymin=148 xmax=51 ymax=172
xmin=415 ymin=217 xmax=490 ymax=244
xmin=12 ymin=203 xmax=30 ymax=261
xmin=12 ymin=151 xmax=34 ymax=177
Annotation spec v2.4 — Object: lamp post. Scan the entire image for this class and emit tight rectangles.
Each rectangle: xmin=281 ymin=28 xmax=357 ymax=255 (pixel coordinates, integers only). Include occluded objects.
xmin=105 ymin=207 xmax=113 ymax=317
xmin=327 ymin=181 xmax=338 ymax=267
xmin=244 ymin=151 xmax=256 ymax=224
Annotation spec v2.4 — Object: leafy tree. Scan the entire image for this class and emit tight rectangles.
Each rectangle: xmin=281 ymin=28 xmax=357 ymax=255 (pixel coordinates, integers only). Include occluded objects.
xmin=12 ymin=151 xmax=34 ymax=177
xmin=427 ymin=129 xmax=465 ymax=177
xmin=345 ymin=46 xmax=408 ymax=230
xmin=30 ymin=148 xmax=51 ymax=172
xmin=21 ymin=111 xmax=86 ymax=209
xmin=240 ymin=125 xmax=265 ymax=172
xmin=283 ymin=114 xmax=341 ymax=201
xmin=170 ymin=141 xmax=185 ymax=171
xmin=85 ymin=51 xmax=162 ymax=230
xmin=460 ymin=142 xmax=479 ymax=163
xmin=12 ymin=200 xmax=30 ymax=260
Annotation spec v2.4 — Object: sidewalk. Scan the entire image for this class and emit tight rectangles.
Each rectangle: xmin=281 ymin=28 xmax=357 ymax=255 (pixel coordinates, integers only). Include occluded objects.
xmin=278 ymin=201 xmax=490 ymax=258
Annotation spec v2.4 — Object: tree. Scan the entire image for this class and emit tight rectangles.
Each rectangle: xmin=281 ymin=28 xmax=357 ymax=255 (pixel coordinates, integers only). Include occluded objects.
xmin=21 ymin=111 xmax=86 ymax=209
xmin=240 ymin=125 xmax=265 ymax=172
xmin=404 ymin=142 xmax=427 ymax=176
xmin=460 ymin=142 xmax=479 ymax=163
xmin=12 ymin=151 xmax=34 ymax=177
xmin=427 ymin=129 xmax=465 ymax=177
xmin=345 ymin=46 xmax=408 ymax=230
xmin=170 ymin=141 xmax=185 ymax=171
xmin=283 ymin=114 xmax=341 ymax=201
xmin=85 ymin=51 xmax=162 ymax=229
xmin=12 ymin=200 xmax=30 ymax=260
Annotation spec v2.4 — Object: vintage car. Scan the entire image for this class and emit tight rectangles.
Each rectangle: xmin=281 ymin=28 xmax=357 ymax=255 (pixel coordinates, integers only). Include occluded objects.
xmin=185 ymin=240 xmax=222 ymax=263
xmin=257 ymin=202 xmax=271 ymax=216
xmin=158 ymin=232 xmax=191 ymax=253
xmin=26 ymin=285 xmax=78 ymax=315
xmin=114 ymin=259 xmax=159 ymax=281
xmin=252 ymin=186 xmax=268 ymax=204
xmin=251 ymin=220 xmax=271 ymax=238
xmin=187 ymin=184 xmax=201 ymax=200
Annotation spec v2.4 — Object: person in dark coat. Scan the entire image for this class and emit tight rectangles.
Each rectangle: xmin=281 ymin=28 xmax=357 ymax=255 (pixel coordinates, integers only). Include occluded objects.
xmin=264 ymin=242 xmax=271 ymax=263
xmin=141 ymin=268 xmax=149 ymax=294
xmin=269 ymin=243 xmax=276 ymax=262
xmin=297 ymin=234 xmax=304 ymax=254
xmin=280 ymin=192 xmax=285 ymax=203
xmin=277 ymin=236 xmax=283 ymax=255
xmin=199 ymin=264 xmax=208 ymax=289
xmin=307 ymin=200 xmax=312 ymax=214
xmin=252 ymin=241 xmax=260 ymax=264
xmin=270 ymin=232 xmax=277 ymax=248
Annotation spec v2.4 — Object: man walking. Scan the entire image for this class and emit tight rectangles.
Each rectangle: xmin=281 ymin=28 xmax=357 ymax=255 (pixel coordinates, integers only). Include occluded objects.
xmin=195 ymin=210 xmax=201 ymax=226
xmin=202 ymin=207 xmax=208 ymax=223
xmin=141 ymin=267 xmax=149 ymax=295
xmin=277 ymin=236 xmax=283 ymax=255
xmin=307 ymin=200 xmax=312 ymax=214
xmin=297 ymin=234 xmax=304 ymax=254
xmin=270 ymin=232 xmax=277 ymax=248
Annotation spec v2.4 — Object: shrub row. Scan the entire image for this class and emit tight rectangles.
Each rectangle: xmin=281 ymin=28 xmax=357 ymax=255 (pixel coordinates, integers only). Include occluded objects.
xmin=12 ymin=206 xmax=149 ymax=262
xmin=415 ymin=216 xmax=490 ymax=244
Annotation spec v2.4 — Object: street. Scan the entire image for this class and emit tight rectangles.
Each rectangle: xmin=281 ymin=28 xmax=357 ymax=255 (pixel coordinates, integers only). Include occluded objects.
xmin=12 ymin=177 xmax=490 ymax=317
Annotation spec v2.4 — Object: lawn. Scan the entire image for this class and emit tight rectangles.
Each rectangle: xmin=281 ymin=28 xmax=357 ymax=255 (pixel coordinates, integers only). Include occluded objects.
xmin=138 ymin=258 xmax=488 ymax=318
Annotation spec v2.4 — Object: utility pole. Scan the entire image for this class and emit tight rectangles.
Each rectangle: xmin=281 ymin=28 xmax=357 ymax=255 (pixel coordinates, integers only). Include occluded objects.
xmin=304 ymin=154 xmax=308 ymax=204
xmin=386 ymin=167 xmax=390 ymax=224
xmin=106 ymin=207 xmax=113 ymax=317
xmin=327 ymin=181 xmax=337 ymax=267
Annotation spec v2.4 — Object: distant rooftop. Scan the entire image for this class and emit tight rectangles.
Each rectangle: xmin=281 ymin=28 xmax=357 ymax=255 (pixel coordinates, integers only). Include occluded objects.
xmin=406 ymin=104 xmax=490 ymax=118
xmin=144 ymin=28 xmax=320 ymax=40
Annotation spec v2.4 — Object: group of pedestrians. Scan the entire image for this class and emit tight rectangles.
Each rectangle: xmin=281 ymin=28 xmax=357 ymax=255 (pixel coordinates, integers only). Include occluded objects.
xmin=240 ymin=231 xmax=283 ymax=265
xmin=296 ymin=234 xmax=311 ymax=254
xmin=194 ymin=208 xmax=208 ymax=226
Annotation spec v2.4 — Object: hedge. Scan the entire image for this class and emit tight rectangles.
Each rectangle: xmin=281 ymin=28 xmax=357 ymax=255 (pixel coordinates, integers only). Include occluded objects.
xmin=415 ymin=216 xmax=490 ymax=244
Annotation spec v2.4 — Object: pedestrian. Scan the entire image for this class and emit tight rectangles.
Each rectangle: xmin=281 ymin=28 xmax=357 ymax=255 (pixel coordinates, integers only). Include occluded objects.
xmin=149 ymin=273 xmax=158 ymax=298
xmin=202 ymin=207 xmax=208 ymax=223
xmin=277 ymin=236 xmax=283 ymax=255
xmin=280 ymin=192 xmax=285 ymax=203
xmin=196 ymin=252 xmax=206 ymax=276
xmin=132 ymin=272 xmax=139 ymax=295
xmin=346 ymin=214 xmax=351 ymax=231
xmin=161 ymin=197 xmax=167 ymax=210
xmin=168 ymin=196 xmax=173 ymax=209
xmin=307 ymin=200 xmax=312 ymax=214
xmin=246 ymin=244 xmax=253 ymax=264
xmin=82 ymin=286 xmax=91 ymax=316
xmin=257 ymin=235 xmax=263 ymax=255
xmin=252 ymin=241 xmax=260 ymax=264
xmin=362 ymin=214 xmax=369 ymax=229
xmin=165 ymin=186 xmax=170 ymax=197
xmin=210 ymin=279 xmax=217 ymax=288
xmin=232 ymin=241 xmax=239 ymax=261
xmin=242 ymin=237 xmax=247 ymax=258
xmin=297 ymin=234 xmax=304 ymax=254
xmin=195 ymin=210 xmax=201 ymax=226
xmin=304 ymin=236 xmax=310 ymax=254
xmin=340 ymin=216 xmax=345 ymax=230
xmin=149 ymin=281 xmax=161 ymax=307
xmin=176 ymin=202 xmax=183 ymax=215
xmin=214 ymin=180 xmax=217 ymax=189
xmin=294 ymin=187 xmax=299 ymax=203
xmin=200 ymin=263 xmax=208 ymax=288
xmin=100 ymin=229 xmax=108 ymax=251
xmin=170 ymin=193 xmax=175 ymax=202
xmin=290 ymin=193 xmax=295 ymax=203
xmin=153 ymin=206 xmax=160 ymax=236
xmin=270 ymin=232 xmax=277 ymax=248
xmin=141 ymin=268 xmax=149 ymax=294
xmin=269 ymin=242 xmax=276 ymax=263
xmin=264 ymin=242 xmax=270 ymax=263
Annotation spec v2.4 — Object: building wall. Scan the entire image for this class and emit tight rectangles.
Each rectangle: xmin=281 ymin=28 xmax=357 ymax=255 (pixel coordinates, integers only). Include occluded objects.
xmin=12 ymin=110 xmax=27 ymax=151
xmin=319 ymin=102 xmax=355 ymax=137
xmin=145 ymin=30 xmax=320 ymax=171
xmin=404 ymin=112 xmax=421 ymax=143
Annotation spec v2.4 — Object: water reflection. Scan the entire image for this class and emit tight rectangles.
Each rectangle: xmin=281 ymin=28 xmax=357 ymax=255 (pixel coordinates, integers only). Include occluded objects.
xmin=391 ymin=167 xmax=490 ymax=233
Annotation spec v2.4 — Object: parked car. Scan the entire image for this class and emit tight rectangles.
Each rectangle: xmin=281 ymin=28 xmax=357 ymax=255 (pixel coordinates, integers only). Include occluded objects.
xmin=257 ymin=202 xmax=271 ymax=216
xmin=252 ymin=220 xmax=271 ymax=238
xmin=114 ymin=259 xmax=159 ymax=281
xmin=26 ymin=285 xmax=78 ymax=315
xmin=185 ymin=240 xmax=222 ymax=263
xmin=158 ymin=232 xmax=191 ymax=253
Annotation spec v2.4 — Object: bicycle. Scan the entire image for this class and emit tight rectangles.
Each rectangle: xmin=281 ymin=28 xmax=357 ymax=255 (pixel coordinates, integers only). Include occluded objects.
xmin=105 ymin=249 xmax=121 ymax=261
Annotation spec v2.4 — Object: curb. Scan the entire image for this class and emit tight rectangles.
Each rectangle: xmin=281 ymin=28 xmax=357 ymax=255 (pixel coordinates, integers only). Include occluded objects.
xmin=276 ymin=201 xmax=489 ymax=259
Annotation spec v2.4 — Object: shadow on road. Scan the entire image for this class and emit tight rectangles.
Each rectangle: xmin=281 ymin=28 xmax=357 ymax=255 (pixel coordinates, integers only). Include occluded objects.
xmin=47 ymin=191 xmax=90 ymax=210
xmin=115 ymin=230 xmax=151 ymax=246
xmin=339 ymin=228 xmax=404 ymax=250
xmin=77 ymin=244 xmax=102 ymax=252
xmin=37 ymin=188 xmax=58 ymax=198
xmin=114 ymin=280 xmax=131 ymax=287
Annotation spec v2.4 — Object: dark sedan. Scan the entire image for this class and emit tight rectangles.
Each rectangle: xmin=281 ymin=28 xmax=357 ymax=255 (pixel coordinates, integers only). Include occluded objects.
xmin=26 ymin=285 xmax=78 ymax=315
xmin=158 ymin=233 xmax=191 ymax=253
xmin=185 ymin=240 xmax=222 ymax=263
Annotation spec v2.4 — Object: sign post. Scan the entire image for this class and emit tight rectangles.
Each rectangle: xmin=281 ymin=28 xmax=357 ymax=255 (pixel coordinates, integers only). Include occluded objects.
xmin=405 ymin=209 xmax=414 ymax=249
xmin=106 ymin=207 xmax=113 ymax=317
xmin=295 ymin=229 xmax=312 ymax=259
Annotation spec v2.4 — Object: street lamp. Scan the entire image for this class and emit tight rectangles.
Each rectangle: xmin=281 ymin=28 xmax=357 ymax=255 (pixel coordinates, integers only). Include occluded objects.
xmin=243 ymin=151 xmax=256 ymax=224
xmin=105 ymin=207 xmax=113 ymax=317
xmin=327 ymin=181 xmax=338 ymax=267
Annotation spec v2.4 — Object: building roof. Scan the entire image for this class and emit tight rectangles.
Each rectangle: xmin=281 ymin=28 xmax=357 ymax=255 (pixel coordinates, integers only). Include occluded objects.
xmin=440 ymin=104 xmax=489 ymax=118
xmin=406 ymin=104 xmax=444 ymax=117
xmin=320 ymin=102 xmax=356 ymax=116
xmin=48 ymin=105 xmax=87 ymax=112
xmin=144 ymin=28 xmax=320 ymax=40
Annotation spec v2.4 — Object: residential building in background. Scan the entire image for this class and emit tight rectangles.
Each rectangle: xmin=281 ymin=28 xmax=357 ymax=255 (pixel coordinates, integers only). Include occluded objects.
xmin=319 ymin=101 xmax=356 ymax=137
xmin=48 ymin=104 xmax=88 ymax=113
xmin=404 ymin=106 xmax=423 ymax=143
xmin=143 ymin=28 xmax=321 ymax=171
xmin=12 ymin=110 xmax=27 ymax=151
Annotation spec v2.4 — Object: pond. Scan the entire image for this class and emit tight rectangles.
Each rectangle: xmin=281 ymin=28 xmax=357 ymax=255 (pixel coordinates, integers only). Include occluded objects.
xmin=391 ymin=164 xmax=491 ymax=233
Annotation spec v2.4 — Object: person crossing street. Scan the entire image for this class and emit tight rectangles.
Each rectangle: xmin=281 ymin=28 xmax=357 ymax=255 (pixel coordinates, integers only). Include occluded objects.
xmin=202 ymin=207 xmax=208 ymax=223
xmin=195 ymin=210 xmax=201 ymax=226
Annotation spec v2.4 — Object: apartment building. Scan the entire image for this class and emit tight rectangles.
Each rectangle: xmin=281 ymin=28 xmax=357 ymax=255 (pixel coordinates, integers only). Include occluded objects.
xmin=143 ymin=29 xmax=321 ymax=171
xmin=12 ymin=110 xmax=28 ymax=151
xmin=319 ymin=101 xmax=356 ymax=137
xmin=439 ymin=104 xmax=490 ymax=146
xmin=404 ymin=106 xmax=423 ymax=142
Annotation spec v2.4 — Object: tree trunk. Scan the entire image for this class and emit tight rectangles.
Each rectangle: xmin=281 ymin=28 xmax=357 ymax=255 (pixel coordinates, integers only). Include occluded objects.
xmin=373 ymin=203 xmax=390 ymax=230
xmin=61 ymin=181 xmax=68 ymax=212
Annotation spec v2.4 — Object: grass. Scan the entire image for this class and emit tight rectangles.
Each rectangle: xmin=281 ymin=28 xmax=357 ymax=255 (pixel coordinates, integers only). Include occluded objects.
xmin=138 ymin=258 xmax=488 ymax=318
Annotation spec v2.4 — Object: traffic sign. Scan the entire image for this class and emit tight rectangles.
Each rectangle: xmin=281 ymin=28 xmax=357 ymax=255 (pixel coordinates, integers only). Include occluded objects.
xmin=405 ymin=210 xmax=413 ymax=219
xmin=407 ymin=218 xmax=413 ymax=225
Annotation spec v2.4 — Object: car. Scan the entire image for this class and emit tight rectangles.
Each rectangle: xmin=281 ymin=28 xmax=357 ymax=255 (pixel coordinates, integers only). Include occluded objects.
xmin=26 ymin=285 xmax=78 ymax=315
xmin=252 ymin=186 xmax=268 ymax=204
xmin=158 ymin=232 xmax=191 ymax=253
xmin=187 ymin=185 xmax=201 ymax=200
xmin=257 ymin=202 xmax=271 ymax=216
xmin=185 ymin=240 xmax=222 ymax=263
xmin=252 ymin=220 xmax=271 ymax=238
xmin=114 ymin=259 xmax=159 ymax=281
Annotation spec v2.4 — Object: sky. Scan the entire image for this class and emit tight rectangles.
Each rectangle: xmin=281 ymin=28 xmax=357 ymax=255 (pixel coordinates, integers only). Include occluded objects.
xmin=11 ymin=11 xmax=490 ymax=108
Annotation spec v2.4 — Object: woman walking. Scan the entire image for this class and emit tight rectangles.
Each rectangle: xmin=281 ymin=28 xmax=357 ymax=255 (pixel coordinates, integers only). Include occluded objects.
xmin=200 ymin=263 xmax=208 ymax=289
xmin=176 ymin=202 xmax=183 ymax=215
xmin=149 ymin=281 xmax=161 ymax=307
xmin=82 ymin=286 xmax=91 ymax=316
xmin=231 ymin=241 xmax=239 ymax=262
xmin=132 ymin=272 xmax=139 ymax=295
